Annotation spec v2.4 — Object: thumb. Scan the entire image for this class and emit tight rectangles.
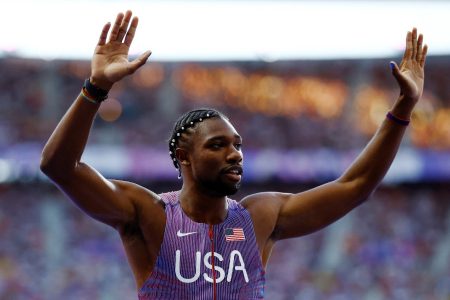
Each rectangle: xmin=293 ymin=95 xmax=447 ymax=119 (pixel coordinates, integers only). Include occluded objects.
xmin=128 ymin=50 xmax=152 ymax=74
xmin=390 ymin=61 xmax=406 ymax=85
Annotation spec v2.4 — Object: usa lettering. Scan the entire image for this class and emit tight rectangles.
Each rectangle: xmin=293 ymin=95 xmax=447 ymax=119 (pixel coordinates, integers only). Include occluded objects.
xmin=175 ymin=250 xmax=249 ymax=283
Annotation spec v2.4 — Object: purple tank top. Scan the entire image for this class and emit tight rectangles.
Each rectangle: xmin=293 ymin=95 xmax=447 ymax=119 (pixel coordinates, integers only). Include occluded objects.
xmin=138 ymin=191 xmax=265 ymax=299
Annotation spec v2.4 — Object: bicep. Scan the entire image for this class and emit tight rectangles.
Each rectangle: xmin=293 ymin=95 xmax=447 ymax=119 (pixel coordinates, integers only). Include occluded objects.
xmin=52 ymin=162 xmax=137 ymax=228
xmin=275 ymin=179 xmax=364 ymax=240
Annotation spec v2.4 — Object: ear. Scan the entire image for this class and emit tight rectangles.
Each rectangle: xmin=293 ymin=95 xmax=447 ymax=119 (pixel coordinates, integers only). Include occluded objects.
xmin=175 ymin=148 xmax=190 ymax=166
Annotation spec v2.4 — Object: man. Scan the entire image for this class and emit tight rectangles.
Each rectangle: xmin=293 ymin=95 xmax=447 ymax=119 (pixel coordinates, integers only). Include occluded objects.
xmin=40 ymin=10 xmax=427 ymax=300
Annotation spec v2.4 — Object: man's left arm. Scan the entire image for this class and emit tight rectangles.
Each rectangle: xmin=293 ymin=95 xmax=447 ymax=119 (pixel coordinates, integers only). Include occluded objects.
xmin=248 ymin=28 xmax=428 ymax=241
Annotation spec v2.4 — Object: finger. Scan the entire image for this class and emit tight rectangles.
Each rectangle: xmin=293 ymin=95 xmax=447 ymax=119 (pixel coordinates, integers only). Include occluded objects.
xmin=403 ymin=31 xmax=413 ymax=62
xmin=124 ymin=16 xmax=139 ymax=47
xmin=415 ymin=33 xmax=423 ymax=61
xmin=98 ymin=22 xmax=111 ymax=46
xmin=399 ymin=31 xmax=412 ymax=69
xmin=128 ymin=51 xmax=152 ymax=74
xmin=420 ymin=44 xmax=428 ymax=68
xmin=411 ymin=28 xmax=417 ymax=60
xmin=117 ymin=10 xmax=133 ymax=42
xmin=108 ymin=12 xmax=125 ymax=42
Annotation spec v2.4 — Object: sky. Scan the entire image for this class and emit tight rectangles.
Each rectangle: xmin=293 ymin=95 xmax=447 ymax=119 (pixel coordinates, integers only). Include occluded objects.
xmin=2 ymin=0 xmax=450 ymax=61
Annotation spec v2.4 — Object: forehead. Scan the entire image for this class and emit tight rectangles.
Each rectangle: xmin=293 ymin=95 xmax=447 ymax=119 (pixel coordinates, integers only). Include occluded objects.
xmin=195 ymin=117 xmax=240 ymax=141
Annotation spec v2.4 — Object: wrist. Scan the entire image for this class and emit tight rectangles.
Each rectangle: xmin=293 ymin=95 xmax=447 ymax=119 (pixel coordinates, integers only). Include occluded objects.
xmin=386 ymin=111 xmax=410 ymax=126
xmin=81 ymin=78 xmax=109 ymax=104
xmin=390 ymin=94 xmax=416 ymax=120
xmin=89 ymin=76 xmax=113 ymax=92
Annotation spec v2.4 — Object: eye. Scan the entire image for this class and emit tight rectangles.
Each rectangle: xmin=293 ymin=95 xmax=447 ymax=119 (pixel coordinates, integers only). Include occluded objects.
xmin=234 ymin=143 xmax=242 ymax=151
xmin=210 ymin=142 xmax=224 ymax=149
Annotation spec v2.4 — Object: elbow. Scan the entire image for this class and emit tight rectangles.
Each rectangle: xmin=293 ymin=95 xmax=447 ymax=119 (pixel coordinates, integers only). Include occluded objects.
xmin=40 ymin=151 xmax=72 ymax=182
xmin=40 ymin=153 xmax=57 ymax=178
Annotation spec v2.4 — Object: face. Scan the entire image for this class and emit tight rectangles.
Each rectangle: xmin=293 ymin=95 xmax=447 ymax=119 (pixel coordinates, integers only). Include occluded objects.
xmin=186 ymin=117 xmax=243 ymax=197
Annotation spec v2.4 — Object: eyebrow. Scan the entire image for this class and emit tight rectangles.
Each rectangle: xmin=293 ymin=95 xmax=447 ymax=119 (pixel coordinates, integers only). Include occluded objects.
xmin=206 ymin=134 xmax=242 ymax=142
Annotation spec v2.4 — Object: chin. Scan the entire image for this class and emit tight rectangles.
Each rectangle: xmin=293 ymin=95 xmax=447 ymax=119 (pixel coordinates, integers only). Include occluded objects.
xmin=222 ymin=181 xmax=241 ymax=196
xmin=203 ymin=180 xmax=241 ymax=197
xmin=229 ymin=182 xmax=241 ymax=195
xmin=224 ymin=187 xmax=238 ymax=196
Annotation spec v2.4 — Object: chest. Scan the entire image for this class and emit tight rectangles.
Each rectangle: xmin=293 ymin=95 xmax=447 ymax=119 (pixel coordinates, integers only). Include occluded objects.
xmin=159 ymin=206 xmax=260 ymax=283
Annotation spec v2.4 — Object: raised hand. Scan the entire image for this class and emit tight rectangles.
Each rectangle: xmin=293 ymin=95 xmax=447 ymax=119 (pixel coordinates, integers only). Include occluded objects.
xmin=90 ymin=10 xmax=152 ymax=90
xmin=390 ymin=28 xmax=428 ymax=105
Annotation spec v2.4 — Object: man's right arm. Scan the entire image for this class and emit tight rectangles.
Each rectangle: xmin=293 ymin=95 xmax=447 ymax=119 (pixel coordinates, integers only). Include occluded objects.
xmin=40 ymin=11 xmax=153 ymax=229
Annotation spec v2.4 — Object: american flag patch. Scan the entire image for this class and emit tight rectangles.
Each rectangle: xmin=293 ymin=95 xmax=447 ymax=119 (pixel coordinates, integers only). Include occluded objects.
xmin=225 ymin=228 xmax=245 ymax=242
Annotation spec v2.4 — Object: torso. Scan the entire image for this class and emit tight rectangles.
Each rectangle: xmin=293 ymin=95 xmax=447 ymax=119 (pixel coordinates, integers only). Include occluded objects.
xmin=136 ymin=191 xmax=265 ymax=300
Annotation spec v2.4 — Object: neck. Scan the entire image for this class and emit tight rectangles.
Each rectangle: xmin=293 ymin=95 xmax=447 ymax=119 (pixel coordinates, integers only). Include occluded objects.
xmin=179 ymin=184 xmax=228 ymax=225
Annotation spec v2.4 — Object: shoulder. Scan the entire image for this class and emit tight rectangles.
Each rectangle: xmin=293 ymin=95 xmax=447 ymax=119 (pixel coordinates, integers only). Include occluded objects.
xmin=240 ymin=191 xmax=290 ymax=212
xmin=240 ymin=192 xmax=291 ymax=224
xmin=111 ymin=180 xmax=166 ymax=225
xmin=239 ymin=192 xmax=290 ymax=241
xmin=158 ymin=190 xmax=181 ymax=206
xmin=111 ymin=180 xmax=164 ymax=206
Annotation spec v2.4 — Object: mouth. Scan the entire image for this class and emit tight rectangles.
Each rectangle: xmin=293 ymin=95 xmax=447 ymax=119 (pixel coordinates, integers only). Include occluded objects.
xmin=222 ymin=165 xmax=243 ymax=182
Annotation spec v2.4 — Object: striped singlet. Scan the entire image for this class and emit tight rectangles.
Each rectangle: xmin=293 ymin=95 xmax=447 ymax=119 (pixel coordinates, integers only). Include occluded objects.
xmin=138 ymin=191 xmax=265 ymax=300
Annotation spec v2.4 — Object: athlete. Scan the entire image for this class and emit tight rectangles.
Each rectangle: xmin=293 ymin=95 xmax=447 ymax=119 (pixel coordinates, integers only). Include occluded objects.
xmin=40 ymin=10 xmax=428 ymax=300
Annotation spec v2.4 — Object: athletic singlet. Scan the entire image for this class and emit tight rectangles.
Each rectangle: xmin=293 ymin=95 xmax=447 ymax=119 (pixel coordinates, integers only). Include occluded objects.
xmin=138 ymin=191 xmax=265 ymax=300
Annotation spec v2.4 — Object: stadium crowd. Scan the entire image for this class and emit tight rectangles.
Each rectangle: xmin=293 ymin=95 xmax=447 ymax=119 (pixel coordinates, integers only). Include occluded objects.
xmin=0 ymin=56 xmax=449 ymax=152
xmin=0 ymin=56 xmax=449 ymax=299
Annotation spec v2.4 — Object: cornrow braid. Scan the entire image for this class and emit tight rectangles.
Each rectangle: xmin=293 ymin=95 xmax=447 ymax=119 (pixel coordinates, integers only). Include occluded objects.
xmin=168 ymin=108 xmax=228 ymax=178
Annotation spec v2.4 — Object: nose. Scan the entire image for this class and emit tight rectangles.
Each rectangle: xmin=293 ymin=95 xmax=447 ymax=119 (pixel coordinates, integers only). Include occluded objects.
xmin=226 ymin=145 xmax=243 ymax=164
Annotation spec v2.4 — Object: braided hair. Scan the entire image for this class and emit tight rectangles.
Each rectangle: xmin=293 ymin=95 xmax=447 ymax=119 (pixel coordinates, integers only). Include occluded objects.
xmin=168 ymin=108 xmax=228 ymax=178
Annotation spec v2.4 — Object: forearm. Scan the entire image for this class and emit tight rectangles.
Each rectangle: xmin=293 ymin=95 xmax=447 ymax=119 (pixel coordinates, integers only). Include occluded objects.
xmin=338 ymin=96 xmax=413 ymax=197
xmin=40 ymin=93 xmax=100 ymax=179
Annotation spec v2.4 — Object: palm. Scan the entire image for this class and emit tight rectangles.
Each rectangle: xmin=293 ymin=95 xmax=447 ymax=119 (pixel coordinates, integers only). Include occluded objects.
xmin=393 ymin=28 xmax=428 ymax=104
xmin=90 ymin=11 xmax=151 ymax=90
xmin=92 ymin=43 xmax=132 ymax=83
xmin=398 ymin=61 xmax=424 ymax=100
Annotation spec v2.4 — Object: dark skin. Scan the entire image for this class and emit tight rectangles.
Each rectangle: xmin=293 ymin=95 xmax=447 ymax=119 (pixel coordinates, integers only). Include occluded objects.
xmin=40 ymin=10 xmax=428 ymax=290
